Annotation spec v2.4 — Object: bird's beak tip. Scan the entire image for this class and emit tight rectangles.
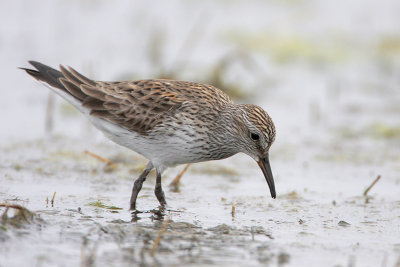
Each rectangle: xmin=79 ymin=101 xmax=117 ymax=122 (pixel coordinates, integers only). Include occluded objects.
xmin=257 ymin=155 xmax=276 ymax=199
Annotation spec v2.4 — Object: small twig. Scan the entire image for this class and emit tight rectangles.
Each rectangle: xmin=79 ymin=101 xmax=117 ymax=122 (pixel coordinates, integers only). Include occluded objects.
xmin=150 ymin=217 xmax=171 ymax=256
xmin=51 ymin=192 xmax=56 ymax=207
xmin=83 ymin=150 xmax=118 ymax=168
xmin=169 ymin=164 xmax=190 ymax=187
xmin=231 ymin=205 xmax=236 ymax=217
xmin=363 ymin=175 xmax=382 ymax=196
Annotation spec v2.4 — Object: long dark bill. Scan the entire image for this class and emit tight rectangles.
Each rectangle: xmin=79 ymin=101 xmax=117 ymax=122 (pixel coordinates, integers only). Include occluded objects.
xmin=257 ymin=154 xmax=276 ymax=199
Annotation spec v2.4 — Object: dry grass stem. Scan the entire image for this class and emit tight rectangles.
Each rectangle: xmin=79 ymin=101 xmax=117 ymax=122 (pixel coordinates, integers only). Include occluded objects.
xmin=169 ymin=164 xmax=190 ymax=187
xmin=231 ymin=205 xmax=236 ymax=217
xmin=150 ymin=217 xmax=171 ymax=256
xmin=83 ymin=150 xmax=118 ymax=169
xmin=51 ymin=192 xmax=56 ymax=207
xmin=363 ymin=175 xmax=382 ymax=196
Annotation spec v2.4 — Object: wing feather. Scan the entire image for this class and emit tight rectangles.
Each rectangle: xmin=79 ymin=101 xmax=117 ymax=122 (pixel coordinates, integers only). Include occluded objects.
xmin=22 ymin=61 xmax=233 ymax=135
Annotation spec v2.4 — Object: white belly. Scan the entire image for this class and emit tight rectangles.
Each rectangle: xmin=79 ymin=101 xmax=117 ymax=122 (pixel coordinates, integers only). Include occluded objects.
xmin=89 ymin=116 xmax=203 ymax=169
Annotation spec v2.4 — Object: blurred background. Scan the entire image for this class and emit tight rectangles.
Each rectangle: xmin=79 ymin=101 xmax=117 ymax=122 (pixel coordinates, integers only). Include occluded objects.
xmin=1 ymin=0 xmax=400 ymax=266
xmin=3 ymin=0 xmax=400 ymax=144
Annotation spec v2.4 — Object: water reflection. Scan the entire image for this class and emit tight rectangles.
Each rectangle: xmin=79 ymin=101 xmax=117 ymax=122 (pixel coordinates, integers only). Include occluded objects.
xmin=131 ymin=206 xmax=178 ymax=222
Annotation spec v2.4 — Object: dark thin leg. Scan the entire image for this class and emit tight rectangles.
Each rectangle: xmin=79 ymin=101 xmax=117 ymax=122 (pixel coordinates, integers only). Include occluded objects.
xmin=154 ymin=170 xmax=167 ymax=207
xmin=130 ymin=162 xmax=153 ymax=210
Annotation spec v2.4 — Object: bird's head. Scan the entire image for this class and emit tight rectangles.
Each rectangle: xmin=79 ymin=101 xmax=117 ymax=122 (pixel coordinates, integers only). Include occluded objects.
xmin=234 ymin=104 xmax=276 ymax=199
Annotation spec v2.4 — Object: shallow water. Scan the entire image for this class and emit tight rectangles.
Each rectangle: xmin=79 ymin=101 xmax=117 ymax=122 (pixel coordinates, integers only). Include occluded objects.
xmin=1 ymin=0 xmax=400 ymax=266
xmin=1 ymin=133 xmax=399 ymax=266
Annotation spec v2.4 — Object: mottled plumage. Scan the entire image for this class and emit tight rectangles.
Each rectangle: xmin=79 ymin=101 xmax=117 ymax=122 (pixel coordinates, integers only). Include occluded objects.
xmin=21 ymin=61 xmax=277 ymax=210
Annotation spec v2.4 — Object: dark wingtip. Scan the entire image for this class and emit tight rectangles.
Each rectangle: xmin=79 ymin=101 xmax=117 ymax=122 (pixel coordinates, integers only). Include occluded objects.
xmin=19 ymin=65 xmax=41 ymax=79
xmin=26 ymin=60 xmax=49 ymax=71
xmin=19 ymin=60 xmax=40 ymax=73
xmin=28 ymin=60 xmax=40 ymax=66
xmin=20 ymin=61 xmax=66 ymax=89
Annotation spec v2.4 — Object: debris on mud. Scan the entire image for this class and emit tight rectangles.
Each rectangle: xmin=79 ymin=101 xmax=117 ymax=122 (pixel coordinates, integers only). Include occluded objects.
xmin=0 ymin=203 xmax=42 ymax=229
xmin=88 ymin=201 xmax=123 ymax=211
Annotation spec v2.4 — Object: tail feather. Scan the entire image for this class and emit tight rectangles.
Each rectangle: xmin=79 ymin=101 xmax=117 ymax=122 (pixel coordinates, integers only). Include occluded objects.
xmin=21 ymin=61 xmax=124 ymax=134
xmin=20 ymin=61 xmax=97 ymax=103
xmin=20 ymin=61 xmax=65 ymax=91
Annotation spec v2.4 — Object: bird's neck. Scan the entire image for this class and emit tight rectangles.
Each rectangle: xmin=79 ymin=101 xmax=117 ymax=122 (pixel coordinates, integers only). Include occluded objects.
xmin=213 ymin=105 xmax=247 ymax=153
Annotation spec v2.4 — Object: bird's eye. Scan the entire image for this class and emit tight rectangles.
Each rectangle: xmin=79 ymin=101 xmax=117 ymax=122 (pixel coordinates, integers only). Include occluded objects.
xmin=250 ymin=133 xmax=259 ymax=140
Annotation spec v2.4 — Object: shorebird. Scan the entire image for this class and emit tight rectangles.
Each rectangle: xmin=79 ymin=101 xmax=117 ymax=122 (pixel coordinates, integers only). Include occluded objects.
xmin=21 ymin=61 xmax=276 ymax=210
